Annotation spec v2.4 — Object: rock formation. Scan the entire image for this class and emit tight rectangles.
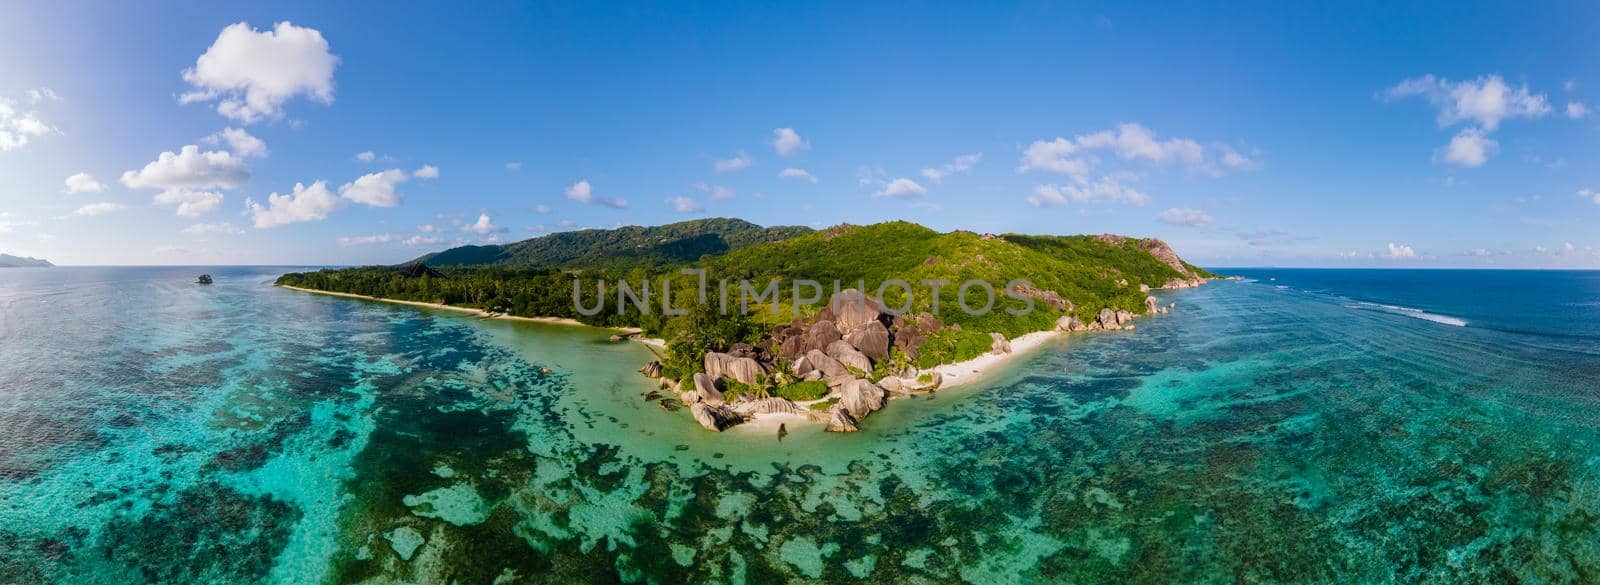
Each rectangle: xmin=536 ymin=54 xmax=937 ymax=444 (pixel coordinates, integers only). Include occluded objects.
xmin=690 ymin=402 xmax=742 ymax=431
xmin=989 ymin=332 xmax=1012 ymax=354
xmin=826 ymin=406 xmax=860 ymax=432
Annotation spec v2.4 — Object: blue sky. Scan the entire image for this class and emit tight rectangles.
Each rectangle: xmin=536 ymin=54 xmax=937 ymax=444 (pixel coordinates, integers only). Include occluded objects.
xmin=2 ymin=1 xmax=1598 ymax=267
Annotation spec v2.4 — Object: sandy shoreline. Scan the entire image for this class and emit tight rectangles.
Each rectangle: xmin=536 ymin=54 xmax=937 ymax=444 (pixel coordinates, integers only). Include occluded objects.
xmin=277 ymin=284 xmax=640 ymax=333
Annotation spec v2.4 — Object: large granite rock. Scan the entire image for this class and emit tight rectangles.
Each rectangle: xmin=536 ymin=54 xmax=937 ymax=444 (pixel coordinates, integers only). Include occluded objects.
xmin=890 ymin=312 xmax=943 ymax=362
xmin=1144 ymin=296 xmax=1158 ymax=315
xmin=639 ymin=361 xmax=662 ymax=378
xmin=796 ymin=349 xmax=848 ymax=378
xmin=729 ymin=397 xmax=805 ymax=416
xmin=804 ymin=320 xmax=843 ymax=354
xmin=989 ymin=332 xmax=1012 ymax=355
xmin=828 ymin=289 xmax=883 ymax=333
xmin=1115 ymin=310 xmax=1134 ymax=325
xmin=839 ymin=378 xmax=886 ymax=418
xmin=693 ymin=372 xmax=724 ymax=405
xmin=826 ymin=340 xmax=873 ymax=374
xmin=704 ymin=352 xmax=767 ymax=385
xmin=843 ymin=321 xmax=890 ymax=360
xmin=825 ymin=405 xmax=860 ymax=433
xmin=1096 ymin=308 xmax=1120 ymax=330
xmin=1056 ymin=315 xmax=1087 ymax=332
xmin=690 ymin=402 xmax=742 ymax=432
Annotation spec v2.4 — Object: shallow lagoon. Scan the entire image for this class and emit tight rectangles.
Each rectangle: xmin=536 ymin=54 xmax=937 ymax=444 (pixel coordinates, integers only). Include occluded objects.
xmin=2 ymin=266 xmax=1599 ymax=583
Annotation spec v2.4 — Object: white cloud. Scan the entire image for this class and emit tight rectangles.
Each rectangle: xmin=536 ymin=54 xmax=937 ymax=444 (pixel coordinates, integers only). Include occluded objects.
xmin=1386 ymin=242 xmax=1417 ymax=259
xmin=0 ymin=95 xmax=56 ymax=152
xmin=1027 ymin=177 xmax=1149 ymax=207
xmin=713 ymin=151 xmax=752 ymax=173
xmin=692 ymin=183 xmax=734 ymax=200
xmin=1579 ymin=188 xmax=1600 ymax=205
xmin=121 ymin=145 xmax=251 ymax=215
xmin=27 ymin=88 xmax=59 ymax=104
xmin=203 ymin=127 xmax=268 ymax=157
xmin=403 ymin=235 xmax=445 ymax=246
xmin=72 ymin=202 xmax=124 ymax=216
xmin=246 ymin=180 xmax=341 ymax=228
xmin=1434 ymin=127 xmax=1498 ymax=167
xmin=180 ymin=21 xmax=339 ymax=124
xmin=355 ymin=150 xmax=376 ymax=162
xmin=533 ymin=204 xmax=550 ymax=214
xmin=556 ymin=219 xmax=575 ymax=228
xmin=505 ymin=161 xmax=522 ymax=172
xmin=668 ymin=196 xmax=704 ymax=213
xmin=769 ymin=128 xmax=809 ymax=157
xmin=182 ymin=222 xmax=244 ymax=236
xmin=875 ymin=178 xmax=927 ymax=198
xmin=154 ymin=189 xmax=224 ymax=216
xmin=1563 ymin=242 xmax=1577 ymax=255
xmin=1383 ymin=74 xmax=1550 ymax=131
xmin=64 ymin=172 xmax=107 ymax=194
xmin=338 ymin=169 xmax=409 ymax=207
xmin=564 ymin=180 xmax=627 ymax=208
xmin=1567 ymin=102 xmax=1589 ymax=119
xmin=417 ymin=223 xmax=439 ymax=232
xmin=413 ymin=164 xmax=439 ymax=179
xmin=336 ymin=234 xmax=395 ymax=246
xmin=778 ymin=167 xmax=817 ymax=183
xmin=461 ymin=213 xmax=501 ymax=234
xmin=920 ymin=153 xmax=982 ymax=184
xmin=1017 ymin=123 xmax=1241 ymax=183
xmin=1157 ymin=207 xmax=1215 ymax=226
xmin=1017 ymin=137 xmax=1090 ymax=178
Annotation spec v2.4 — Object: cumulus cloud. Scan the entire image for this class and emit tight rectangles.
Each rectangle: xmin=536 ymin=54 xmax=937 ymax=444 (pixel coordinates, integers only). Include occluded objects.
xmin=355 ymin=151 xmax=376 ymax=162
xmin=73 ymin=202 xmax=124 ymax=216
xmin=692 ymin=183 xmax=734 ymax=200
xmin=338 ymin=169 xmax=408 ymax=207
xmin=461 ymin=213 xmax=502 ymax=234
xmin=180 ymin=21 xmax=339 ymax=123
xmin=713 ymin=151 xmax=752 ymax=173
xmin=533 ymin=204 xmax=550 ymax=214
xmin=64 ymin=172 xmax=107 ymax=194
xmin=203 ymin=127 xmax=268 ymax=157
xmin=769 ymin=128 xmax=809 ymax=157
xmin=668 ymin=196 xmax=704 ymax=213
xmin=1386 ymin=242 xmax=1417 ymax=259
xmin=1434 ymin=127 xmax=1498 ymax=167
xmin=1383 ymin=74 xmax=1550 ymax=131
xmin=921 ymin=153 xmax=982 ymax=183
xmin=778 ymin=167 xmax=817 ymax=183
xmin=336 ymin=234 xmax=395 ymax=246
xmin=403 ymin=235 xmax=445 ymax=246
xmin=1578 ymin=188 xmax=1600 ymax=205
xmin=121 ymin=145 xmax=251 ymax=215
xmin=1157 ymin=207 xmax=1215 ymax=226
xmin=246 ymin=180 xmax=341 ymax=228
xmin=875 ymin=178 xmax=927 ymax=198
xmin=505 ymin=161 xmax=522 ymax=172
xmin=564 ymin=180 xmax=628 ymax=208
xmin=1567 ymin=102 xmax=1589 ymax=119
xmin=1027 ymin=177 xmax=1149 ymax=207
xmin=1017 ymin=123 xmax=1244 ymax=185
xmin=182 ymin=222 xmax=244 ymax=236
xmin=154 ymin=190 xmax=225 ymax=216
xmin=413 ymin=164 xmax=439 ymax=179
xmin=0 ymin=96 xmax=56 ymax=152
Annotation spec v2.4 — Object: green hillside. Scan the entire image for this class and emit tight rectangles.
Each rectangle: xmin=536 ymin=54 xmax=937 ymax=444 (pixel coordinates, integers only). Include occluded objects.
xmin=418 ymin=217 xmax=811 ymax=270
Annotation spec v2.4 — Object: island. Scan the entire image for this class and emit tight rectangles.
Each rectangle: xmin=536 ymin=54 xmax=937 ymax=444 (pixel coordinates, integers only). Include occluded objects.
xmin=0 ymin=253 xmax=53 ymax=268
xmin=276 ymin=218 xmax=1213 ymax=433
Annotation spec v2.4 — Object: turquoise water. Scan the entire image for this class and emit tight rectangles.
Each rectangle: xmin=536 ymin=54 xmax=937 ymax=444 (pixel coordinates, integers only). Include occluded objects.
xmin=2 ymin=266 xmax=1599 ymax=583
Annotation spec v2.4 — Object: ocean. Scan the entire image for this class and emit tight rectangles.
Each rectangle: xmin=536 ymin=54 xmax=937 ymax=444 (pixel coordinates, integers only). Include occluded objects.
xmin=1 ymin=266 xmax=1598 ymax=583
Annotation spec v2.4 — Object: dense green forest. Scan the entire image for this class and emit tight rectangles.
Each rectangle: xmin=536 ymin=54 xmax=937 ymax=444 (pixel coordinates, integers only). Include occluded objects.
xmin=277 ymin=219 xmax=1214 ymax=383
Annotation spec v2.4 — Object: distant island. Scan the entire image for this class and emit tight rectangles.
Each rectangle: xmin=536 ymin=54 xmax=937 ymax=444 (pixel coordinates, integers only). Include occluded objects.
xmin=277 ymin=218 xmax=1214 ymax=433
xmin=0 ymin=253 xmax=53 ymax=268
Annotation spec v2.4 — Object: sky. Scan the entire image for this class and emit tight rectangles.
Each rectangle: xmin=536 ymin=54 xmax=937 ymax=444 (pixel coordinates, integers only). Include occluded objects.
xmin=2 ymin=1 xmax=1598 ymax=268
